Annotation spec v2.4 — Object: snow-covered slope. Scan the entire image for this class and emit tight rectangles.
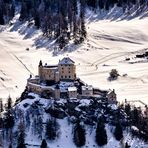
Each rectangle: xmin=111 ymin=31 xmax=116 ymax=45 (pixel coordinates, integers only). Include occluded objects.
xmin=7 ymin=94 xmax=146 ymax=148
xmin=0 ymin=10 xmax=148 ymax=106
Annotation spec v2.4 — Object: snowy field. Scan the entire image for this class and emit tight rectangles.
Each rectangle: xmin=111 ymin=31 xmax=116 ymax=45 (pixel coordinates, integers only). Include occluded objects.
xmin=0 ymin=12 xmax=148 ymax=106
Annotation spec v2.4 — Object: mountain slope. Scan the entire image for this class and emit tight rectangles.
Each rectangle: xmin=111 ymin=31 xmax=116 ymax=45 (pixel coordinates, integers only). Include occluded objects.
xmin=0 ymin=7 xmax=148 ymax=106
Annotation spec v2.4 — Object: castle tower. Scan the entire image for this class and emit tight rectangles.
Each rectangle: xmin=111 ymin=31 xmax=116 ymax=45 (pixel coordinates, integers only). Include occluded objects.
xmin=58 ymin=57 xmax=76 ymax=80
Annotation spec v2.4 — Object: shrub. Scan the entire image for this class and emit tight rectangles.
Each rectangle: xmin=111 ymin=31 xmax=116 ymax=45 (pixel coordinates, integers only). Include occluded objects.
xmin=108 ymin=69 xmax=119 ymax=81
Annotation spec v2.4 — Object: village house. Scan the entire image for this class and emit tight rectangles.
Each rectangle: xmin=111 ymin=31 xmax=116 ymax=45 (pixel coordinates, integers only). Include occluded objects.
xmin=107 ymin=89 xmax=117 ymax=104
xmin=82 ymin=85 xmax=93 ymax=96
xmin=68 ymin=87 xmax=78 ymax=99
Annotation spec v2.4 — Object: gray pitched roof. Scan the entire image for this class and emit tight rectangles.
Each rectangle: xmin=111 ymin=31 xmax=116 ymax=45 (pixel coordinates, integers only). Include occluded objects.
xmin=59 ymin=57 xmax=75 ymax=65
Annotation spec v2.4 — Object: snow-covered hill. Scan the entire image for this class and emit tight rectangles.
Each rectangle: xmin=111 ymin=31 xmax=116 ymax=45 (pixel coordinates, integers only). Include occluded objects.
xmin=0 ymin=8 xmax=148 ymax=107
xmin=2 ymin=93 xmax=147 ymax=148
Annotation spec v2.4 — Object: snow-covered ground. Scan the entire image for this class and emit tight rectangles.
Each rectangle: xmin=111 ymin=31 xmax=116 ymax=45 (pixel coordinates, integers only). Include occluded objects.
xmin=11 ymin=94 xmax=147 ymax=148
xmin=0 ymin=10 xmax=148 ymax=106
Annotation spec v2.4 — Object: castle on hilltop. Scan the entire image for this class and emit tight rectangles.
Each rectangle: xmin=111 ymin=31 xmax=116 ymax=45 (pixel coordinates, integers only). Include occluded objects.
xmin=27 ymin=57 xmax=117 ymax=103
xmin=38 ymin=57 xmax=76 ymax=83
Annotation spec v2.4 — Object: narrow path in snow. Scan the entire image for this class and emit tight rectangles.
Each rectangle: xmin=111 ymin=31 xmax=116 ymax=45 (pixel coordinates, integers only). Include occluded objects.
xmin=12 ymin=53 xmax=34 ymax=76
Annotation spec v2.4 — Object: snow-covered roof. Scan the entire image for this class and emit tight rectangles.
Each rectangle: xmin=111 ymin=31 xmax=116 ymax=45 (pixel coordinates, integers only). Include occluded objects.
xmin=82 ymin=85 xmax=93 ymax=91
xmin=68 ymin=86 xmax=77 ymax=92
xmin=59 ymin=57 xmax=75 ymax=65
xmin=43 ymin=65 xmax=58 ymax=69
xmin=107 ymin=89 xmax=115 ymax=95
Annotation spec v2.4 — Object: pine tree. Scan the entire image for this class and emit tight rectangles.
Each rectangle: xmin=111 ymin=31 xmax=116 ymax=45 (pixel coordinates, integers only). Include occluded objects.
xmin=6 ymin=96 xmax=13 ymax=110
xmin=17 ymin=122 xmax=26 ymax=148
xmin=3 ymin=110 xmax=14 ymax=129
xmin=114 ymin=122 xmax=123 ymax=141
xmin=98 ymin=0 xmax=104 ymax=9
xmin=125 ymin=142 xmax=130 ymax=148
xmin=79 ymin=0 xmax=87 ymax=42
xmin=10 ymin=3 xmax=15 ymax=18
xmin=58 ymin=35 xmax=68 ymax=49
xmin=131 ymin=107 xmax=141 ymax=126
xmin=0 ymin=11 xmax=5 ymax=25
xmin=95 ymin=119 xmax=107 ymax=146
xmin=8 ymin=144 xmax=12 ymax=148
xmin=46 ymin=118 xmax=59 ymax=140
xmin=40 ymin=139 xmax=47 ymax=148
xmin=72 ymin=0 xmax=79 ymax=43
xmin=0 ymin=99 xmax=4 ymax=112
xmin=124 ymin=104 xmax=131 ymax=116
xmin=19 ymin=2 xmax=28 ymax=21
xmin=34 ymin=12 xmax=40 ymax=29
xmin=73 ymin=122 xmax=86 ymax=147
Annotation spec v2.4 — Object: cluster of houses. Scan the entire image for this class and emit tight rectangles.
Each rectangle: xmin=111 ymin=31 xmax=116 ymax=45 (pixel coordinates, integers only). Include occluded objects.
xmin=27 ymin=57 xmax=117 ymax=104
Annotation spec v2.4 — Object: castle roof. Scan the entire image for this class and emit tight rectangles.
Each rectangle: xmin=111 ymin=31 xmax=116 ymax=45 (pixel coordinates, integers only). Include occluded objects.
xmin=59 ymin=57 xmax=75 ymax=65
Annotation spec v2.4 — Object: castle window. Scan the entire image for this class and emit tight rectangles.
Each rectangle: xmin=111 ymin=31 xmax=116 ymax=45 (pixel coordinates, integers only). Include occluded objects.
xmin=61 ymin=76 xmax=63 ymax=78
xmin=65 ymin=76 xmax=67 ymax=78
xmin=69 ymin=76 xmax=71 ymax=78
xmin=69 ymin=71 xmax=70 ymax=73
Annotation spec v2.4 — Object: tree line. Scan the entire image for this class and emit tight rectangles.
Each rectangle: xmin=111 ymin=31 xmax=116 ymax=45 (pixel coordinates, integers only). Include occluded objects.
xmin=87 ymin=0 xmax=148 ymax=10
xmin=0 ymin=0 xmax=148 ymax=49
xmin=0 ymin=0 xmax=87 ymax=49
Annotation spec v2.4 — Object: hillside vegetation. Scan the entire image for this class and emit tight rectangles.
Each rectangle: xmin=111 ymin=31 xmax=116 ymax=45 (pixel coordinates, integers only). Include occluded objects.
xmin=0 ymin=0 xmax=148 ymax=49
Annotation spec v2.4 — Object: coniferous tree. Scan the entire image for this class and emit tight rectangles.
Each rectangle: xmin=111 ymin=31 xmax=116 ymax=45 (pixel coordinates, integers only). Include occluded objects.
xmin=19 ymin=2 xmax=28 ymax=21
xmin=8 ymin=144 xmax=12 ymax=148
xmin=34 ymin=12 xmax=40 ymax=29
xmin=95 ymin=119 xmax=107 ymax=146
xmin=10 ymin=3 xmax=15 ymax=18
xmin=0 ymin=11 xmax=5 ymax=25
xmin=46 ymin=118 xmax=59 ymax=140
xmin=98 ymin=0 xmax=105 ymax=9
xmin=124 ymin=104 xmax=131 ymax=117
xmin=17 ymin=122 xmax=26 ymax=148
xmin=3 ymin=110 xmax=14 ymax=129
xmin=80 ymin=0 xmax=87 ymax=42
xmin=125 ymin=142 xmax=130 ymax=148
xmin=0 ymin=99 xmax=4 ymax=112
xmin=6 ymin=96 xmax=13 ymax=110
xmin=114 ymin=122 xmax=123 ymax=141
xmin=131 ymin=107 xmax=141 ymax=126
xmin=73 ymin=122 xmax=86 ymax=147
xmin=40 ymin=139 xmax=48 ymax=148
